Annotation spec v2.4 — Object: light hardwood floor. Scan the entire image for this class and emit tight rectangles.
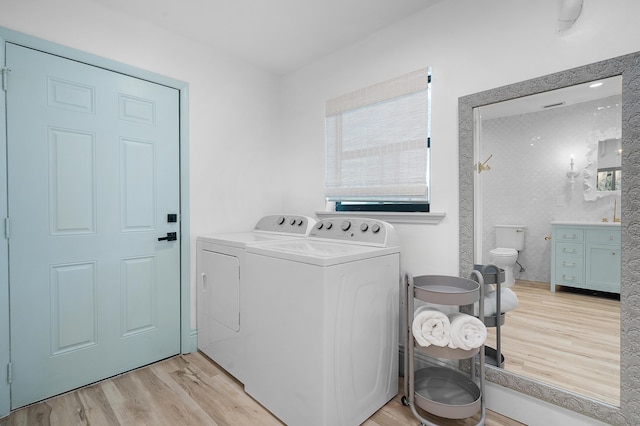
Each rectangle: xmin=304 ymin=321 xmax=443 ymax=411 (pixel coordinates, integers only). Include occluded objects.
xmin=0 ymin=351 xmax=523 ymax=426
xmin=485 ymin=280 xmax=620 ymax=405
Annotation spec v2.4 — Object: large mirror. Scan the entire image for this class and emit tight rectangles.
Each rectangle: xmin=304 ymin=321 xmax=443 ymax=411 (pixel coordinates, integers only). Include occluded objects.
xmin=459 ymin=52 xmax=640 ymax=424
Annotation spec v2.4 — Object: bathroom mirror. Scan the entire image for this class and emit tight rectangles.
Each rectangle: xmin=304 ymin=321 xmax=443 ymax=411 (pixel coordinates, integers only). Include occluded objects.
xmin=459 ymin=52 xmax=640 ymax=424
xmin=584 ymin=132 xmax=622 ymax=200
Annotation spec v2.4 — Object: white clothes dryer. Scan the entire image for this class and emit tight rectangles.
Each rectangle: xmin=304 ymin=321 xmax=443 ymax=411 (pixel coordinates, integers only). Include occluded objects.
xmin=243 ymin=218 xmax=400 ymax=426
xmin=196 ymin=214 xmax=316 ymax=383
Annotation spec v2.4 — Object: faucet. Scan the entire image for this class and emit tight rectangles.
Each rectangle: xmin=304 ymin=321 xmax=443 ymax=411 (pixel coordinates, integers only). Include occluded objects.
xmin=603 ymin=199 xmax=621 ymax=223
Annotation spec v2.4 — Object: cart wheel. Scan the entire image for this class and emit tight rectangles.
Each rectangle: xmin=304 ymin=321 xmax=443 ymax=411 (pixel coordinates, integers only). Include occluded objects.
xmin=401 ymin=395 xmax=409 ymax=406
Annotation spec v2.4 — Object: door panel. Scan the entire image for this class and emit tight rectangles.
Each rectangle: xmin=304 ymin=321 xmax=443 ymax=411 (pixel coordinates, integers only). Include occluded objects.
xmin=6 ymin=43 xmax=181 ymax=408
xmin=50 ymin=262 xmax=98 ymax=355
xmin=49 ymin=128 xmax=96 ymax=234
xmin=121 ymin=138 xmax=156 ymax=230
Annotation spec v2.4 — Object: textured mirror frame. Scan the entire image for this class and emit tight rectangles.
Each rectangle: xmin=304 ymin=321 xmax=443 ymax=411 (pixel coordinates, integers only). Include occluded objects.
xmin=458 ymin=52 xmax=640 ymax=425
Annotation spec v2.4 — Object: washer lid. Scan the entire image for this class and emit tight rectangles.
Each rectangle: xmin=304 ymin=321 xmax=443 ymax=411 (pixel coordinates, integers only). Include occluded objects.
xmin=246 ymin=239 xmax=399 ymax=266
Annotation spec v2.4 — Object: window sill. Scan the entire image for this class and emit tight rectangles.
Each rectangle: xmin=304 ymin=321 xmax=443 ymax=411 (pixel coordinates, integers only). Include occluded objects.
xmin=315 ymin=211 xmax=445 ymax=225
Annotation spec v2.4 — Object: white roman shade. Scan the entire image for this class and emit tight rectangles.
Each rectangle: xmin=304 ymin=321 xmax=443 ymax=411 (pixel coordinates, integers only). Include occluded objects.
xmin=325 ymin=67 xmax=431 ymax=202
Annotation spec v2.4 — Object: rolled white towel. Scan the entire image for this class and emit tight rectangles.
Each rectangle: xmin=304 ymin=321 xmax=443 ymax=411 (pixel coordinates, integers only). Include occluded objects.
xmin=448 ymin=313 xmax=487 ymax=350
xmin=412 ymin=306 xmax=451 ymax=347
xmin=484 ymin=288 xmax=519 ymax=316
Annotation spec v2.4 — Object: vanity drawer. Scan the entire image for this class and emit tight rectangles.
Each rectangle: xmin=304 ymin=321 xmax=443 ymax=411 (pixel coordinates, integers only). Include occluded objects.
xmin=555 ymin=227 xmax=584 ymax=242
xmin=556 ymin=243 xmax=584 ymax=258
xmin=586 ymin=228 xmax=621 ymax=244
xmin=556 ymin=263 xmax=584 ymax=285
xmin=556 ymin=258 xmax=583 ymax=270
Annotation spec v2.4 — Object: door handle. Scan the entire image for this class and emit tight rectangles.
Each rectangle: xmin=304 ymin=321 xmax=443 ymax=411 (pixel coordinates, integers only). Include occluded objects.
xmin=158 ymin=232 xmax=177 ymax=241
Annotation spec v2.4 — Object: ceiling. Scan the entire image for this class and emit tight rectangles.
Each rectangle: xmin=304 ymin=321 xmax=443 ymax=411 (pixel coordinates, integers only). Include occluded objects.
xmin=91 ymin=0 xmax=443 ymax=75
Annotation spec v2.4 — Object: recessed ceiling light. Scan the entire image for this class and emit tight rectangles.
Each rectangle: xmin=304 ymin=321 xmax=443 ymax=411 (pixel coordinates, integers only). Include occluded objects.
xmin=590 ymin=82 xmax=604 ymax=88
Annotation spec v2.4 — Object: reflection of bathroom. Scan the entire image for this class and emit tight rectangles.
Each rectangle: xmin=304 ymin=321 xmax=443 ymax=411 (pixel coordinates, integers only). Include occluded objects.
xmin=477 ymin=93 xmax=621 ymax=285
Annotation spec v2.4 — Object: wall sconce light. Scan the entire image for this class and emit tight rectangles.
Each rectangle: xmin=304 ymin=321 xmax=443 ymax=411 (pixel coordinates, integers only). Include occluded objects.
xmin=567 ymin=155 xmax=579 ymax=185
xmin=477 ymin=154 xmax=493 ymax=173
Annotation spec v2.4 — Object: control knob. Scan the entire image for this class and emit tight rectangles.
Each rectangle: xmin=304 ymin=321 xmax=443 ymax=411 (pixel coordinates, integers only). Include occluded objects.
xmin=371 ymin=224 xmax=381 ymax=233
xmin=341 ymin=221 xmax=351 ymax=231
xmin=277 ymin=216 xmax=285 ymax=225
xmin=360 ymin=223 xmax=369 ymax=232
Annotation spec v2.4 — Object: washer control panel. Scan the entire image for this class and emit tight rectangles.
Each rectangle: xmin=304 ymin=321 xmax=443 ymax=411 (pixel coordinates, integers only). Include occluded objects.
xmin=309 ymin=218 xmax=398 ymax=246
xmin=253 ymin=215 xmax=316 ymax=236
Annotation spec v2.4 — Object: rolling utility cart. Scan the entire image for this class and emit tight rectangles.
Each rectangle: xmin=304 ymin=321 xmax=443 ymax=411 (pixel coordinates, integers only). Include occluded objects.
xmin=474 ymin=264 xmax=506 ymax=368
xmin=403 ymin=272 xmax=486 ymax=426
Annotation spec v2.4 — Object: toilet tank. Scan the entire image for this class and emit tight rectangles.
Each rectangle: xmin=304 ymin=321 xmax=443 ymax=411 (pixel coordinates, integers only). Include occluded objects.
xmin=495 ymin=225 xmax=527 ymax=250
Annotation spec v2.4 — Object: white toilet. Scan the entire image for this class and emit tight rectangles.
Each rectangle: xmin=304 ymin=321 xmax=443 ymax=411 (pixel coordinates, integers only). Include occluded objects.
xmin=489 ymin=225 xmax=527 ymax=288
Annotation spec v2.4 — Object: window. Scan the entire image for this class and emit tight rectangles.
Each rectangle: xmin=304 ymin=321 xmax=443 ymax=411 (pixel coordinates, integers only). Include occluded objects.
xmin=325 ymin=68 xmax=431 ymax=212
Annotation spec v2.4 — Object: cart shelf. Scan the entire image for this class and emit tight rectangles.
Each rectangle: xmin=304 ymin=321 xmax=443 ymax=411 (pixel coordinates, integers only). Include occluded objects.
xmin=414 ymin=344 xmax=480 ymax=360
xmin=483 ymin=313 xmax=505 ymax=328
xmin=413 ymin=366 xmax=482 ymax=419
xmin=412 ymin=274 xmax=480 ymax=305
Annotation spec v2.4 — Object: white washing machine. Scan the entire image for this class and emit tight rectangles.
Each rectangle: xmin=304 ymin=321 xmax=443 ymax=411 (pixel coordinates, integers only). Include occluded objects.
xmin=243 ymin=218 xmax=400 ymax=426
xmin=196 ymin=214 xmax=316 ymax=383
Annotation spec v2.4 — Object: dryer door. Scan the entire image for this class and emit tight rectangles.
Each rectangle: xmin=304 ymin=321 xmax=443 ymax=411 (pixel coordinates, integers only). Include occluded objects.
xmin=201 ymin=250 xmax=240 ymax=332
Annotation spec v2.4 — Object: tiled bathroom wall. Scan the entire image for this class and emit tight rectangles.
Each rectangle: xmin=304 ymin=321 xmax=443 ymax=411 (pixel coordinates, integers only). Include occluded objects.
xmin=479 ymin=95 xmax=621 ymax=283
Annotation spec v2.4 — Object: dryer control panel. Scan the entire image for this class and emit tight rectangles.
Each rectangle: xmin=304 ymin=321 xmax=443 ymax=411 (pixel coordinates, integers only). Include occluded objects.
xmin=309 ymin=218 xmax=398 ymax=247
xmin=253 ymin=214 xmax=316 ymax=236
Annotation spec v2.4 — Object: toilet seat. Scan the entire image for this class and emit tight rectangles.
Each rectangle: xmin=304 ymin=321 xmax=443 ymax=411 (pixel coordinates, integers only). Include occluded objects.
xmin=490 ymin=247 xmax=517 ymax=257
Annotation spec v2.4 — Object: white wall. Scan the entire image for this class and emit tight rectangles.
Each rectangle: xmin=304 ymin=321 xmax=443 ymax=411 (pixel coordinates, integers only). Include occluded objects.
xmin=279 ymin=0 xmax=640 ymax=277
xmin=0 ymin=0 xmax=286 ymax=330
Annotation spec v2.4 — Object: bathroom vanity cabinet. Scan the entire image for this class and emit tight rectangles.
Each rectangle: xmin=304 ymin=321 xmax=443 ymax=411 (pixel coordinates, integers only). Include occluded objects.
xmin=550 ymin=222 xmax=621 ymax=293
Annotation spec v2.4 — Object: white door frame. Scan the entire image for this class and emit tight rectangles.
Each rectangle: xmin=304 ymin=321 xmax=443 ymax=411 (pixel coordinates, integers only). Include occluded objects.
xmin=0 ymin=26 xmax=191 ymax=418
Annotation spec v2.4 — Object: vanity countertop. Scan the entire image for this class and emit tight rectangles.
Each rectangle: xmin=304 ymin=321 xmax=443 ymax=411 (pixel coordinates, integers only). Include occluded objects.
xmin=551 ymin=221 xmax=621 ymax=227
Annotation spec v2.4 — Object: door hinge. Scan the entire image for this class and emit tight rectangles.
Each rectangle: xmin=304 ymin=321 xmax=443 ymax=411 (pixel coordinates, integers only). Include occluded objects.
xmin=4 ymin=217 xmax=9 ymax=239
xmin=7 ymin=362 xmax=12 ymax=384
xmin=1 ymin=67 xmax=10 ymax=92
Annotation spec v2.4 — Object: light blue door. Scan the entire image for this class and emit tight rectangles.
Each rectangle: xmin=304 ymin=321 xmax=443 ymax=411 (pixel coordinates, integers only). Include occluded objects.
xmin=6 ymin=43 xmax=181 ymax=408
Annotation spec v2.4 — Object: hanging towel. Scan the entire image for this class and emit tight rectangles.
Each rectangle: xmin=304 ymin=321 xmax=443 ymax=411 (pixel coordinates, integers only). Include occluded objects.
xmin=448 ymin=313 xmax=487 ymax=350
xmin=412 ymin=306 xmax=451 ymax=347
